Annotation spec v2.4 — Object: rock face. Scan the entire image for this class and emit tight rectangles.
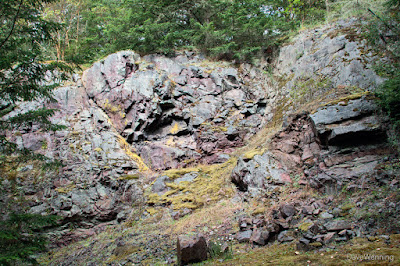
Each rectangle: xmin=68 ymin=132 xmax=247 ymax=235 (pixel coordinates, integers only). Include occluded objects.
xmin=2 ymin=19 xmax=395 ymax=250
xmin=3 ymin=50 xmax=279 ymax=244
xmin=177 ymin=234 xmax=208 ymax=265
xmin=232 ymin=101 xmax=391 ymax=196
xmin=230 ymin=19 xmax=392 ymax=196
xmin=81 ymin=51 xmax=274 ymax=169
xmin=3 ymin=79 xmax=146 ymax=243
xmin=276 ymin=18 xmax=384 ymax=94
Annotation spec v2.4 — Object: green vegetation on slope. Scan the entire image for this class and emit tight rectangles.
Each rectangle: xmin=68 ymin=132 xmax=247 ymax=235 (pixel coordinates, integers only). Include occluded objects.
xmin=43 ymin=0 xmax=329 ymax=64
xmin=0 ymin=0 xmax=69 ymax=264
xmin=366 ymin=0 xmax=400 ymax=137
xmin=0 ymin=213 xmax=60 ymax=265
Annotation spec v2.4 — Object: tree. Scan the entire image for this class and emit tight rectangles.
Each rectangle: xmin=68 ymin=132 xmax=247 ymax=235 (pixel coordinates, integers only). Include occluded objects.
xmin=0 ymin=213 xmax=59 ymax=265
xmin=44 ymin=0 xmax=85 ymax=61
xmin=367 ymin=0 xmax=400 ymax=129
xmin=45 ymin=0 xmax=319 ymax=64
xmin=111 ymin=0 xmax=298 ymax=61
xmin=0 ymin=0 xmax=68 ymax=263
xmin=0 ymin=0 xmax=70 ymax=168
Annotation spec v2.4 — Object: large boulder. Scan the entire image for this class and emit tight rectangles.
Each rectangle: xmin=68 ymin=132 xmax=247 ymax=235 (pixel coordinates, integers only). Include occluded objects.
xmin=177 ymin=234 xmax=208 ymax=265
xmin=310 ymin=97 xmax=386 ymax=145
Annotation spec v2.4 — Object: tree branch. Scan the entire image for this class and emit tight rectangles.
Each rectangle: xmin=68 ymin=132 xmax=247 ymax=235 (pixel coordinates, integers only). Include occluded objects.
xmin=0 ymin=0 xmax=24 ymax=51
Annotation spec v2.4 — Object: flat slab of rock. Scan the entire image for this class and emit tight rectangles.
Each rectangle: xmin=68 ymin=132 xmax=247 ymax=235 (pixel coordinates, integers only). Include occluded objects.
xmin=325 ymin=220 xmax=352 ymax=231
xmin=177 ymin=234 xmax=208 ymax=265
xmin=310 ymin=98 xmax=377 ymax=126
xmin=310 ymin=98 xmax=385 ymax=145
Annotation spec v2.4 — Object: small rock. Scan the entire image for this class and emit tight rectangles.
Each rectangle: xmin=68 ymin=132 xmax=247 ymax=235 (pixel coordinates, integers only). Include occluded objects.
xmin=277 ymin=230 xmax=295 ymax=243
xmin=320 ymin=212 xmax=334 ymax=219
xmin=265 ymin=222 xmax=281 ymax=234
xmin=302 ymin=206 xmax=314 ymax=215
xmin=324 ymin=232 xmax=336 ymax=244
xmin=380 ymin=235 xmax=390 ymax=240
xmin=175 ymin=172 xmax=198 ymax=184
xmin=280 ymin=204 xmax=296 ymax=218
xmin=275 ymin=219 xmax=290 ymax=230
xmin=236 ymin=230 xmax=253 ymax=243
xmin=303 ymin=232 xmax=315 ymax=240
xmin=240 ymin=222 xmax=248 ymax=231
xmin=299 ymin=238 xmax=310 ymax=245
xmin=313 ymin=209 xmax=321 ymax=215
xmin=250 ymin=229 xmax=269 ymax=245
xmin=152 ymin=175 xmax=170 ymax=194
xmin=297 ymin=238 xmax=311 ymax=251
xmin=325 ymin=220 xmax=352 ymax=231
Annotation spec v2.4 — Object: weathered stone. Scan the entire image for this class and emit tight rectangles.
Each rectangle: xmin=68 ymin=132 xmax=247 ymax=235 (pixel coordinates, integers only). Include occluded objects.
xmin=240 ymin=222 xmax=248 ymax=231
xmin=311 ymin=98 xmax=377 ymax=126
xmin=277 ymin=230 xmax=295 ymax=243
xmin=310 ymin=98 xmax=386 ymax=145
xmin=302 ymin=206 xmax=314 ymax=215
xmin=174 ymin=172 xmax=198 ymax=184
xmin=297 ymin=238 xmax=311 ymax=251
xmin=325 ymin=220 xmax=352 ymax=231
xmin=250 ymin=229 xmax=269 ymax=245
xmin=324 ymin=232 xmax=336 ymax=244
xmin=236 ymin=230 xmax=253 ymax=243
xmin=177 ymin=234 xmax=208 ymax=265
xmin=231 ymin=152 xmax=289 ymax=194
xmin=280 ymin=204 xmax=296 ymax=218
xmin=152 ymin=175 xmax=171 ymax=194
xmin=320 ymin=212 xmax=334 ymax=219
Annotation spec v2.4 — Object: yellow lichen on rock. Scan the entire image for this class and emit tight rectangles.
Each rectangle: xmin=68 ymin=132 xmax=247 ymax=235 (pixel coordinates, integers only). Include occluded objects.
xmin=55 ymin=183 xmax=76 ymax=194
xmin=170 ymin=122 xmax=181 ymax=135
xmin=243 ymin=148 xmax=266 ymax=160
xmin=165 ymin=137 xmax=175 ymax=147
xmin=117 ymin=135 xmax=149 ymax=172
xmin=162 ymin=167 xmax=201 ymax=179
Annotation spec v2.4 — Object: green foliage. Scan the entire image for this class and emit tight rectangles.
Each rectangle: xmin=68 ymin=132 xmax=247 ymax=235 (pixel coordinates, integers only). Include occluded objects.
xmin=0 ymin=2 xmax=66 ymax=263
xmin=0 ymin=213 xmax=59 ymax=265
xmin=44 ymin=0 xmax=330 ymax=64
xmin=208 ymin=240 xmax=233 ymax=260
xmin=366 ymin=0 xmax=400 ymax=131
xmin=284 ymin=0 xmax=326 ymax=25
xmin=0 ymin=0 xmax=70 ymax=169
xmin=326 ymin=0 xmax=387 ymax=22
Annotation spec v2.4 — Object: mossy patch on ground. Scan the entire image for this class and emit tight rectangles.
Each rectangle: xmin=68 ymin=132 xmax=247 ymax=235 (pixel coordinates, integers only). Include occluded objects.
xmin=147 ymin=158 xmax=237 ymax=211
xmin=204 ymin=234 xmax=400 ymax=265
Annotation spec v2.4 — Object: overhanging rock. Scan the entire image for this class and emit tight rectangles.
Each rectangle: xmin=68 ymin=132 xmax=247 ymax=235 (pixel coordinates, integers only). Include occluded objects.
xmin=310 ymin=97 xmax=386 ymax=145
